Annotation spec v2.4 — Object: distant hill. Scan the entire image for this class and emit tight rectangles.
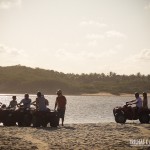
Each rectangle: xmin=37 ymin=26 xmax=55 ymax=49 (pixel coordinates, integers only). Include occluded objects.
xmin=0 ymin=65 xmax=150 ymax=95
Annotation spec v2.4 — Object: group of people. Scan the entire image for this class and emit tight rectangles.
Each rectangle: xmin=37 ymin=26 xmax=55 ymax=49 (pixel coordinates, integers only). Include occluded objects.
xmin=127 ymin=92 xmax=148 ymax=109
xmin=8 ymin=89 xmax=67 ymax=126
xmin=126 ymin=92 xmax=148 ymax=117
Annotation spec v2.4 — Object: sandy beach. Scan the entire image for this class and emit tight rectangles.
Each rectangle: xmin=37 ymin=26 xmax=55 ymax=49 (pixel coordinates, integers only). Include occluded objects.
xmin=0 ymin=123 xmax=150 ymax=150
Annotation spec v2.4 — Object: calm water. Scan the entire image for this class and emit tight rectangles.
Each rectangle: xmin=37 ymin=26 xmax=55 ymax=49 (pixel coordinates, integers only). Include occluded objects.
xmin=0 ymin=94 xmax=150 ymax=124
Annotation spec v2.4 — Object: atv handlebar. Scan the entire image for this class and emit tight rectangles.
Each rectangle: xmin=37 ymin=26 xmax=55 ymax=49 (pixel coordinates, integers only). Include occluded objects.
xmin=126 ymin=102 xmax=132 ymax=106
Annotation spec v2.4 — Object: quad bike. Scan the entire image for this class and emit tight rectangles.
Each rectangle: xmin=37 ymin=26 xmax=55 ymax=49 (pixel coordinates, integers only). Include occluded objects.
xmin=0 ymin=103 xmax=16 ymax=126
xmin=15 ymin=105 xmax=34 ymax=127
xmin=113 ymin=103 xmax=150 ymax=124
xmin=32 ymin=109 xmax=59 ymax=127
xmin=0 ymin=102 xmax=59 ymax=127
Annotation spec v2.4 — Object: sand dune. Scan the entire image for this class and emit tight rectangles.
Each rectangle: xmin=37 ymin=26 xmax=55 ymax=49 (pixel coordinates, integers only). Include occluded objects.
xmin=0 ymin=123 xmax=150 ymax=150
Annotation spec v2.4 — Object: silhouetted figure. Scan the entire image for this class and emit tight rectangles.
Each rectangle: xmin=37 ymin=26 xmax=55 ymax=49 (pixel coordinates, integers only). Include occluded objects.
xmin=126 ymin=92 xmax=142 ymax=118
xmin=54 ymin=89 xmax=67 ymax=126
xmin=9 ymin=96 xmax=17 ymax=109
xmin=143 ymin=92 xmax=148 ymax=108
xmin=32 ymin=91 xmax=47 ymax=111
xmin=18 ymin=93 xmax=31 ymax=109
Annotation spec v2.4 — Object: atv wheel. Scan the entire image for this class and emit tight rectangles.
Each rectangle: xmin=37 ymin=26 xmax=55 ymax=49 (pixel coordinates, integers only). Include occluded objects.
xmin=3 ymin=113 xmax=16 ymax=126
xmin=32 ymin=116 xmax=40 ymax=127
xmin=115 ymin=113 xmax=126 ymax=123
xmin=18 ymin=121 xmax=23 ymax=127
xmin=23 ymin=114 xmax=32 ymax=127
xmin=139 ymin=114 xmax=150 ymax=124
xmin=50 ymin=116 xmax=59 ymax=127
xmin=41 ymin=121 xmax=48 ymax=127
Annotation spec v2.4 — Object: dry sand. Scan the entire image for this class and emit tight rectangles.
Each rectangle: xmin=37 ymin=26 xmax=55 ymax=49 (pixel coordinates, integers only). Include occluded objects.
xmin=0 ymin=123 xmax=150 ymax=150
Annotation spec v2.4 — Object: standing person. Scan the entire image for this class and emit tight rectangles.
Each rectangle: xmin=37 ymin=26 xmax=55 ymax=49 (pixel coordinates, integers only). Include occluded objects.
xmin=18 ymin=93 xmax=31 ymax=109
xmin=9 ymin=96 xmax=17 ymax=109
xmin=143 ymin=92 xmax=148 ymax=109
xmin=54 ymin=89 xmax=67 ymax=126
xmin=32 ymin=91 xmax=47 ymax=111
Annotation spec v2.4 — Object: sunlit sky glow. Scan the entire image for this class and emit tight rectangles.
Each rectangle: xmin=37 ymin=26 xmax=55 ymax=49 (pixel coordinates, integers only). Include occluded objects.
xmin=0 ymin=0 xmax=150 ymax=75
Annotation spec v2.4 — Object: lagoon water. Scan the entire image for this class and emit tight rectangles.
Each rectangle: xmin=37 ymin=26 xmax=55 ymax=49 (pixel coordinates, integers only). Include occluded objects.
xmin=0 ymin=94 xmax=150 ymax=124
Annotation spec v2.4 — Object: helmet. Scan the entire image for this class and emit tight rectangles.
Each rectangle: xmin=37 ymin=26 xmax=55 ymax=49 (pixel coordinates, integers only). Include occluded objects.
xmin=56 ymin=89 xmax=62 ymax=95
xmin=1 ymin=104 xmax=6 ymax=109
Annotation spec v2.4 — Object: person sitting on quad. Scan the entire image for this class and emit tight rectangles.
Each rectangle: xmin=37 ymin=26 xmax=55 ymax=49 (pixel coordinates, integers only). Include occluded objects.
xmin=32 ymin=92 xmax=47 ymax=111
xmin=0 ymin=102 xmax=2 ymax=106
xmin=126 ymin=92 xmax=142 ymax=117
xmin=54 ymin=89 xmax=67 ymax=126
xmin=8 ymin=96 xmax=17 ymax=109
xmin=18 ymin=93 xmax=31 ymax=109
xmin=0 ymin=102 xmax=6 ymax=109
xmin=42 ymin=94 xmax=50 ymax=110
xmin=142 ymin=92 xmax=148 ymax=109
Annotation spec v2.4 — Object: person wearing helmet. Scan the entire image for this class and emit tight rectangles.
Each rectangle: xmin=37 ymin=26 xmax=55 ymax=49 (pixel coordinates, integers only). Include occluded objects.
xmin=32 ymin=91 xmax=47 ymax=111
xmin=18 ymin=93 xmax=31 ymax=109
xmin=142 ymin=92 xmax=148 ymax=109
xmin=8 ymin=96 xmax=17 ymax=109
xmin=54 ymin=89 xmax=67 ymax=126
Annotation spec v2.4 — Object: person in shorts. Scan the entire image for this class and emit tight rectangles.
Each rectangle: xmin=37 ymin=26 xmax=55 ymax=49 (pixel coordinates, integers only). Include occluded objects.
xmin=54 ymin=89 xmax=67 ymax=126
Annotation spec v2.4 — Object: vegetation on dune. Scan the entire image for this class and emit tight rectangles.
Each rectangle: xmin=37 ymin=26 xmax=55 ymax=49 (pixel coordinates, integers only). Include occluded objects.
xmin=0 ymin=65 xmax=150 ymax=95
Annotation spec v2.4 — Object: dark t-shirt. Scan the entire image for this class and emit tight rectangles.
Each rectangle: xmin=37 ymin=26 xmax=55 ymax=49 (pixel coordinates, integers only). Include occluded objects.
xmin=56 ymin=95 xmax=67 ymax=109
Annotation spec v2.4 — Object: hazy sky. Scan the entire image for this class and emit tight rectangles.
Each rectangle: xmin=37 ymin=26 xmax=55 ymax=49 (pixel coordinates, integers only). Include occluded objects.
xmin=0 ymin=0 xmax=150 ymax=75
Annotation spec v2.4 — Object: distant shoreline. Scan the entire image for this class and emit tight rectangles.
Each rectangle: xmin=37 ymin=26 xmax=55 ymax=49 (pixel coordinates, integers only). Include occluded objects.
xmin=82 ymin=92 xmax=150 ymax=97
xmin=0 ymin=92 xmax=149 ymax=97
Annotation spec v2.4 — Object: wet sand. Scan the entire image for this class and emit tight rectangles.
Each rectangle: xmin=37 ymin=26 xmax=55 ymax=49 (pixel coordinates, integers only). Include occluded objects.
xmin=0 ymin=123 xmax=150 ymax=150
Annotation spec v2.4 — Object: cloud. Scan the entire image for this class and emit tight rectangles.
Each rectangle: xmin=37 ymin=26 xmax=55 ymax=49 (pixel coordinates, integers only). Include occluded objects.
xmin=0 ymin=44 xmax=7 ymax=53
xmin=106 ymin=30 xmax=127 ymax=39
xmin=0 ymin=44 xmax=23 ymax=56
xmin=86 ymin=34 xmax=105 ymax=39
xmin=0 ymin=43 xmax=29 ymax=66
xmin=54 ymin=47 xmax=117 ymax=62
xmin=135 ymin=49 xmax=150 ymax=61
xmin=85 ymin=30 xmax=127 ymax=42
xmin=88 ymin=40 xmax=98 ymax=47
xmin=144 ymin=2 xmax=150 ymax=10
xmin=0 ymin=0 xmax=22 ymax=9
xmin=80 ymin=20 xmax=108 ymax=28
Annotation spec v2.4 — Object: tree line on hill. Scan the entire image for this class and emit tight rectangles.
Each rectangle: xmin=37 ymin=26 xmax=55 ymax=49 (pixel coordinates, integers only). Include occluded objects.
xmin=0 ymin=65 xmax=149 ymax=95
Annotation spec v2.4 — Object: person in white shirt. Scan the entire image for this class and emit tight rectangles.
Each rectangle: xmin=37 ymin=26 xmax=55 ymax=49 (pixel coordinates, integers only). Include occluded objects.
xmin=18 ymin=93 xmax=31 ymax=109
xmin=9 ymin=96 xmax=17 ymax=109
xmin=32 ymin=91 xmax=47 ymax=111
xmin=127 ymin=92 xmax=142 ymax=108
xmin=126 ymin=92 xmax=142 ymax=118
